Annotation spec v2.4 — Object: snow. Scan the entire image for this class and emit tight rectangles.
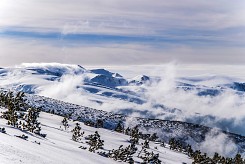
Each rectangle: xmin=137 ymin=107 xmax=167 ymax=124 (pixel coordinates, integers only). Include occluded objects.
xmin=0 ymin=108 xmax=193 ymax=164
xmin=0 ymin=63 xmax=245 ymax=158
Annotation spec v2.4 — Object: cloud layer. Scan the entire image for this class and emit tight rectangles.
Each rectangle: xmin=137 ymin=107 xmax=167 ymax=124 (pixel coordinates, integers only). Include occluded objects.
xmin=27 ymin=63 xmax=245 ymax=136
xmin=0 ymin=0 xmax=245 ymax=66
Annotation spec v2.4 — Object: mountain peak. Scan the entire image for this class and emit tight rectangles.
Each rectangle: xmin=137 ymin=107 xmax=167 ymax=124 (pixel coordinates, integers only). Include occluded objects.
xmin=17 ymin=63 xmax=86 ymax=76
xmin=90 ymin=68 xmax=122 ymax=78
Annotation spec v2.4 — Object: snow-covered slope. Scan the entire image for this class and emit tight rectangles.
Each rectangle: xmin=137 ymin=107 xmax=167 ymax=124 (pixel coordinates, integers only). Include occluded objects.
xmin=21 ymin=93 xmax=244 ymax=157
xmin=1 ymin=63 xmax=245 ymax=158
xmin=1 ymin=63 xmax=244 ymax=98
xmin=0 ymin=63 xmax=143 ymax=104
xmin=0 ymin=108 xmax=192 ymax=164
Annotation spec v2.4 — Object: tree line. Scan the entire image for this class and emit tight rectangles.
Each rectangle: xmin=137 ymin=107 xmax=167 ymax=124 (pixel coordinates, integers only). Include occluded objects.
xmin=0 ymin=90 xmax=46 ymax=137
xmin=67 ymin=119 xmax=244 ymax=164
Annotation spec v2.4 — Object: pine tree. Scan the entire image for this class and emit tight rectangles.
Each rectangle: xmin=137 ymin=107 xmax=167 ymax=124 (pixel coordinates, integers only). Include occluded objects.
xmin=138 ymin=140 xmax=150 ymax=158
xmin=169 ymin=138 xmax=177 ymax=150
xmin=139 ymin=149 xmax=161 ymax=164
xmin=1 ymin=91 xmax=28 ymax=128
xmin=186 ymin=144 xmax=193 ymax=157
xmin=149 ymin=133 xmax=159 ymax=141
xmin=233 ymin=153 xmax=243 ymax=164
xmin=14 ymin=92 xmax=26 ymax=111
xmin=125 ymin=127 xmax=130 ymax=135
xmin=148 ymin=152 xmax=161 ymax=164
xmin=130 ymin=126 xmax=140 ymax=144
xmin=23 ymin=108 xmax=41 ymax=134
xmin=2 ymin=91 xmax=18 ymax=127
xmin=34 ymin=122 xmax=42 ymax=135
xmin=95 ymin=119 xmax=104 ymax=128
xmin=108 ymin=143 xmax=137 ymax=162
xmin=62 ymin=117 xmax=69 ymax=130
xmin=192 ymin=150 xmax=202 ymax=163
xmin=115 ymin=121 xmax=124 ymax=133
xmin=71 ymin=123 xmax=84 ymax=142
xmin=212 ymin=152 xmax=221 ymax=163
xmin=86 ymin=131 xmax=104 ymax=152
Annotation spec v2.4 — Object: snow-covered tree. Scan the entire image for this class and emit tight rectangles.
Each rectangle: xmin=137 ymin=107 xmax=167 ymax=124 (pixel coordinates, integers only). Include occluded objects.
xmin=139 ymin=150 xmax=161 ymax=164
xmin=108 ymin=143 xmax=137 ymax=163
xmin=1 ymin=91 xmax=18 ymax=127
xmin=125 ymin=127 xmax=130 ymax=135
xmin=86 ymin=131 xmax=104 ymax=152
xmin=61 ymin=117 xmax=69 ymax=130
xmin=0 ymin=127 xmax=6 ymax=133
xmin=233 ymin=153 xmax=244 ymax=164
xmin=130 ymin=126 xmax=140 ymax=144
xmin=14 ymin=92 xmax=26 ymax=111
xmin=149 ymin=133 xmax=159 ymax=141
xmin=23 ymin=108 xmax=41 ymax=134
xmin=71 ymin=123 xmax=84 ymax=142
xmin=95 ymin=119 xmax=104 ymax=128
xmin=114 ymin=121 xmax=124 ymax=133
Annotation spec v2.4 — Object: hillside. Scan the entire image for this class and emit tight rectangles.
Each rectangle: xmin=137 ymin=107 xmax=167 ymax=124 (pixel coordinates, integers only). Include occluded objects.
xmin=0 ymin=107 xmax=192 ymax=164
xmin=24 ymin=93 xmax=245 ymax=157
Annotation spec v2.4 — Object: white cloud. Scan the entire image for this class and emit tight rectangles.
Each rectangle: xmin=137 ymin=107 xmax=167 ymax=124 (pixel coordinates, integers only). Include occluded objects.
xmin=199 ymin=129 xmax=238 ymax=157
xmin=0 ymin=1 xmax=244 ymax=66
xmin=38 ymin=74 xmax=95 ymax=107
xmin=1 ymin=0 xmax=245 ymax=34
xmin=27 ymin=62 xmax=245 ymax=136
xmin=1 ymin=37 xmax=245 ymax=67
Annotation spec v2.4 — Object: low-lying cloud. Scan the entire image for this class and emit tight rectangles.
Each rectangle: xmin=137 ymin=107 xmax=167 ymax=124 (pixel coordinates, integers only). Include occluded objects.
xmin=34 ymin=63 xmax=245 ymax=138
xmin=199 ymin=129 xmax=238 ymax=158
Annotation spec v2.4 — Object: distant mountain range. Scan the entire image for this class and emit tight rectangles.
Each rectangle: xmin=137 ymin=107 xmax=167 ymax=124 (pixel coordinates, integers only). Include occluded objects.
xmin=1 ymin=63 xmax=244 ymax=99
xmin=0 ymin=63 xmax=245 ymax=136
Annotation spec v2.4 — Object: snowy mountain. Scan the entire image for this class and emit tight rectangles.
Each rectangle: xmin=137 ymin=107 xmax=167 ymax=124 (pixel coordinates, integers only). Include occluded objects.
xmin=1 ymin=63 xmax=244 ymax=97
xmin=0 ymin=63 xmax=245 ymax=160
xmin=129 ymin=75 xmax=151 ymax=85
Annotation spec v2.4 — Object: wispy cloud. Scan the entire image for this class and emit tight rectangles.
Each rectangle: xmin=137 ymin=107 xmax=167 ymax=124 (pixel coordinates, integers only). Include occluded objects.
xmin=0 ymin=0 xmax=245 ymax=66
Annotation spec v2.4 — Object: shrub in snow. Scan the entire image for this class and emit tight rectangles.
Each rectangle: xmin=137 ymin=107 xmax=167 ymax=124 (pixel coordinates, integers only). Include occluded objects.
xmin=149 ymin=133 xmax=159 ymax=142
xmin=71 ymin=123 xmax=84 ymax=142
xmin=78 ymin=146 xmax=87 ymax=150
xmin=114 ymin=121 xmax=124 ymax=133
xmin=0 ymin=127 xmax=6 ymax=133
xmin=22 ymin=108 xmax=41 ymax=134
xmin=95 ymin=119 xmax=104 ymax=128
xmin=138 ymin=140 xmax=150 ymax=158
xmin=86 ymin=131 xmax=104 ymax=152
xmin=125 ymin=127 xmax=130 ymax=135
xmin=1 ymin=91 xmax=19 ymax=127
xmin=233 ymin=153 xmax=244 ymax=164
xmin=15 ymin=134 xmax=28 ymax=140
xmin=129 ymin=126 xmax=140 ymax=144
xmin=108 ymin=143 xmax=137 ymax=163
xmin=61 ymin=117 xmax=69 ymax=130
xmin=138 ymin=149 xmax=161 ymax=164
xmin=84 ymin=120 xmax=95 ymax=127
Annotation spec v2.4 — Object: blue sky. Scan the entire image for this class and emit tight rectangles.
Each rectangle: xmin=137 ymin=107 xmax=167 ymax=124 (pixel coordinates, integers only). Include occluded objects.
xmin=0 ymin=0 xmax=245 ymax=66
